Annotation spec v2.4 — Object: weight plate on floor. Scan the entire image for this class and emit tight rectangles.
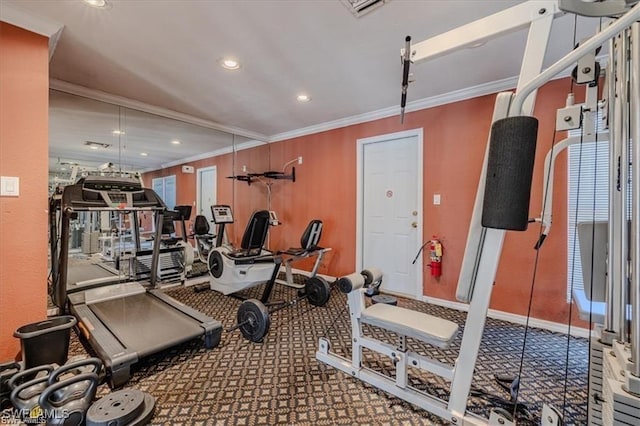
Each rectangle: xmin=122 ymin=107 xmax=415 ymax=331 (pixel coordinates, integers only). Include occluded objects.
xmin=237 ymin=299 xmax=270 ymax=343
xmin=371 ymin=294 xmax=397 ymax=305
xmin=128 ymin=393 xmax=155 ymax=426
xmin=208 ymin=250 xmax=224 ymax=278
xmin=86 ymin=389 xmax=146 ymax=426
xmin=305 ymin=276 xmax=330 ymax=307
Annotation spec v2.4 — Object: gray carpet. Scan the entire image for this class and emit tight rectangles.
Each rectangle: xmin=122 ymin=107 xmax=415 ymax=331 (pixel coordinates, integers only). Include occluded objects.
xmin=61 ymin=281 xmax=588 ymax=425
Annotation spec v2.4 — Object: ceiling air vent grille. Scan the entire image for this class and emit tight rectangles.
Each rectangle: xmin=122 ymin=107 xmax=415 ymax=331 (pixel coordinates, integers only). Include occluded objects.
xmin=85 ymin=141 xmax=111 ymax=149
xmin=341 ymin=0 xmax=390 ymax=18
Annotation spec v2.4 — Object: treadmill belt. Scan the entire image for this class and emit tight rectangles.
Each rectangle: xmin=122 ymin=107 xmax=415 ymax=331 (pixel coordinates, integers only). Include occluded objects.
xmin=67 ymin=263 xmax=116 ymax=285
xmin=89 ymin=293 xmax=203 ymax=358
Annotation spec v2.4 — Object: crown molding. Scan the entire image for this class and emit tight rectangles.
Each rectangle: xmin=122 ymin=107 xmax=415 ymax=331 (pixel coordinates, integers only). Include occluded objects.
xmin=268 ymin=75 xmax=520 ymax=143
xmin=0 ymin=3 xmax=64 ymax=60
xmin=146 ymin=139 xmax=266 ymax=172
xmin=49 ymin=79 xmax=267 ymax=142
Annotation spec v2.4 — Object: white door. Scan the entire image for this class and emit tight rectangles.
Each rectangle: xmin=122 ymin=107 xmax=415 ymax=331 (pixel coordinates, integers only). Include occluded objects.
xmin=197 ymin=166 xmax=217 ymax=223
xmin=357 ymin=129 xmax=422 ymax=299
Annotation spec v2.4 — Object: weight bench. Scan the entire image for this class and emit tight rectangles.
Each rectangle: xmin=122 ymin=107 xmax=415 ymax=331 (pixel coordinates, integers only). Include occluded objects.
xmin=277 ymin=219 xmax=332 ymax=289
xmin=361 ymin=303 xmax=458 ymax=349
xmin=317 ymin=269 xmax=459 ymax=397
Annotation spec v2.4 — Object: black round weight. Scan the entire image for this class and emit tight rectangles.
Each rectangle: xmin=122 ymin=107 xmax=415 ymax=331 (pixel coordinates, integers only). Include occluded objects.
xmin=305 ymin=276 xmax=331 ymax=307
xmin=208 ymin=250 xmax=224 ymax=278
xmin=86 ymin=389 xmax=156 ymax=426
xmin=236 ymin=299 xmax=270 ymax=343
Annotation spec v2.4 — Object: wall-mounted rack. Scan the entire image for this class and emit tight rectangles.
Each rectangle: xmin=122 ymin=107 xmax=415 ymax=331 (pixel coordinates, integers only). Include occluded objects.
xmin=227 ymin=167 xmax=296 ymax=186
xmin=228 ymin=156 xmax=302 ymax=186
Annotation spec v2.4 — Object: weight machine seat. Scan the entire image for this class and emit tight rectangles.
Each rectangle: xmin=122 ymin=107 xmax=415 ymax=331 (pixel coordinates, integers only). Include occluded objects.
xmin=280 ymin=219 xmax=324 ymax=256
xmin=361 ymin=303 xmax=459 ymax=349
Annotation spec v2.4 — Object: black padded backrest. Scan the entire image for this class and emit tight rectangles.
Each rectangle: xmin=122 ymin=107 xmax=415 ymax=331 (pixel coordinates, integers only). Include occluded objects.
xmin=161 ymin=215 xmax=176 ymax=235
xmin=240 ymin=210 xmax=270 ymax=250
xmin=193 ymin=215 xmax=210 ymax=235
xmin=300 ymin=220 xmax=323 ymax=250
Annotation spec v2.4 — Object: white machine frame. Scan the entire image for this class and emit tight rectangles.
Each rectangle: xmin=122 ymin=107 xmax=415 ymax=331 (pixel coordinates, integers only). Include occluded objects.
xmin=207 ymin=206 xmax=280 ymax=296
xmin=317 ymin=1 xmax=640 ymax=425
xmin=208 ymin=246 xmax=277 ymax=295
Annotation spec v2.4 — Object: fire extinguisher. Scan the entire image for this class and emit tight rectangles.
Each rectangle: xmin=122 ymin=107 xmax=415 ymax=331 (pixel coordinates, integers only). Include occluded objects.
xmin=429 ymin=237 xmax=443 ymax=277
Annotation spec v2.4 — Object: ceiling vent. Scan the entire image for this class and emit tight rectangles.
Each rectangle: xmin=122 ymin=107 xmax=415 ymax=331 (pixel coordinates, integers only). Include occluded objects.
xmin=85 ymin=141 xmax=111 ymax=149
xmin=340 ymin=0 xmax=390 ymax=18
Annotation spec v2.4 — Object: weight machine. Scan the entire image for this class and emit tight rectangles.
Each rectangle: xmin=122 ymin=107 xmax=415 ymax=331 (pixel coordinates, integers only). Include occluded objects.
xmin=318 ymin=1 xmax=640 ymax=424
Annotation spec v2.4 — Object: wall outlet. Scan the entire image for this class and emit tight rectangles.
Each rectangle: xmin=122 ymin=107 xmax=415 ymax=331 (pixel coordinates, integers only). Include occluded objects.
xmin=433 ymin=193 xmax=441 ymax=205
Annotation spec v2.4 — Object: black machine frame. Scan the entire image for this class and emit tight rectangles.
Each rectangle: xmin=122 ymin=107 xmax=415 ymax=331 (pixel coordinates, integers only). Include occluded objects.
xmin=49 ymin=176 xmax=222 ymax=387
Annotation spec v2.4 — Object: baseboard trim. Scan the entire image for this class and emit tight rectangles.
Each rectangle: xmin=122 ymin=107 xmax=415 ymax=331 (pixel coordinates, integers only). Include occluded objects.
xmin=422 ymin=295 xmax=591 ymax=339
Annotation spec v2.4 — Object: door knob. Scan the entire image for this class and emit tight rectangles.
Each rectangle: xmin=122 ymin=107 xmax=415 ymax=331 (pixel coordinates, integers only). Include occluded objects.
xmin=411 ymin=222 xmax=418 ymax=228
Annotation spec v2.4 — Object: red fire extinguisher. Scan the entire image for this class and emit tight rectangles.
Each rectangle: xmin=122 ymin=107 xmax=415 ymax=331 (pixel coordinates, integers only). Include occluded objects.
xmin=429 ymin=237 xmax=443 ymax=277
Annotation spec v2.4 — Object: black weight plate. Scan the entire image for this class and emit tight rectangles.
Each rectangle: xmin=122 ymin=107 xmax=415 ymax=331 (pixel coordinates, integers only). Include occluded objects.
xmin=237 ymin=299 xmax=270 ymax=343
xmin=128 ymin=393 xmax=155 ymax=426
xmin=86 ymin=389 xmax=145 ymax=426
xmin=208 ymin=250 xmax=224 ymax=278
xmin=305 ymin=276 xmax=330 ymax=307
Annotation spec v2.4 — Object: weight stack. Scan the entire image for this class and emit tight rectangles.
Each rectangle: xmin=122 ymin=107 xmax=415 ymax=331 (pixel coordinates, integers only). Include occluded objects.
xmin=481 ymin=116 xmax=538 ymax=231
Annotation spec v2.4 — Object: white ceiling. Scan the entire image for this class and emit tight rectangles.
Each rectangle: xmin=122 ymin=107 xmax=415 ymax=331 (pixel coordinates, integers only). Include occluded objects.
xmin=48 ymin=89 xmax=253 ymax=175
xmin=3 ymin=0 xmax=603 ymax=172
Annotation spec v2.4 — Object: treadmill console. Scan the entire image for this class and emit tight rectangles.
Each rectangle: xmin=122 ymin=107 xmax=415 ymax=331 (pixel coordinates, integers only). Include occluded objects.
xmin=63 ymin=176 xmax=164 ymax=210
xmin=211 ymin=205 xmax=234 ymax=224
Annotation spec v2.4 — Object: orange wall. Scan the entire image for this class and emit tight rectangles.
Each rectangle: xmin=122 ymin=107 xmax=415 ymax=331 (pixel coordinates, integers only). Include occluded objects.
xmin=144 ymin=78 xmax=588 ymax=326
xmin=0 ymin=23 xmax=50 ymax=360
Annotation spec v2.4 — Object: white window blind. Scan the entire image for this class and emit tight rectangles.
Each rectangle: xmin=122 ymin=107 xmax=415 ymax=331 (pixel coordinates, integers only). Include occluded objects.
xmin=151 ymin=175 xmax=176 ymax=210
xmin=567 ymin=140 xmax=609 ymax=301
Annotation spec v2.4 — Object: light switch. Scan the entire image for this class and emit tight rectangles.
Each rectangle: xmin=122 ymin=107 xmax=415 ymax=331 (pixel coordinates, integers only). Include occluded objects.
xmin=0 ymin=176 xmax=19 ymax=196
xmin=433 ymin=193 xmax=441 ymax=205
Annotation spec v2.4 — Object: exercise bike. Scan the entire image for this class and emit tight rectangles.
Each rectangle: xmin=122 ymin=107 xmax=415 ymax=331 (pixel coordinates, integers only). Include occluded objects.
xmin=206 ymin=205 xmax=332 ymax=342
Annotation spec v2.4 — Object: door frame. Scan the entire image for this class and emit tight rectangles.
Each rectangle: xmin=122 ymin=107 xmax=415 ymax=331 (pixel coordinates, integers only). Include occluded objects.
xmin=355 ymin=128 xmax=424 ymax=299
xmin=196 ymin=165 xmax=217 ymax=218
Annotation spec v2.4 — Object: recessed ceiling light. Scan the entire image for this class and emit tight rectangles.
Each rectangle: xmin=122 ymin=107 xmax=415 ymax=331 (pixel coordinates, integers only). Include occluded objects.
xmin=83 ymin=0 xmax=108 ymax=8
xmin=171 ymin=140 xmax=181 ymax=145
xmin=140 ymin=152 xmax=148 ymax=157
xmin=220 ymin=58 xmax=241 ymax=70
xmin=112 ymin=130 xmax=125 ymax=135
xmin=297 ymin=94 xmax=311 ymax=102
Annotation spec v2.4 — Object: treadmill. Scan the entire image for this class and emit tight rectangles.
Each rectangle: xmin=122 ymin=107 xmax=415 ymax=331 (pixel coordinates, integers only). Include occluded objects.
xmin=50 ymin=176 xmax=222 ymax=387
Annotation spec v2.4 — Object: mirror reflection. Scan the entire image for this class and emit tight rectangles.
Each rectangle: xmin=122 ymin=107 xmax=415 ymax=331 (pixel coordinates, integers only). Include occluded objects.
xmin=48 ymin=89 xmax=269 ymax=285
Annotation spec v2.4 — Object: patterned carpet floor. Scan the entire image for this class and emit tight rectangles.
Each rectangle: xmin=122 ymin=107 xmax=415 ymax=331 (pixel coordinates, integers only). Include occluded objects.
xmin=63 ymin=278 xmax=589 ymax=425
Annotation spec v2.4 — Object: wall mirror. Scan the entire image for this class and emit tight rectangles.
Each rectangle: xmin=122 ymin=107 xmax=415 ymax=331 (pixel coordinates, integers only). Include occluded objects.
xmin=48 ymin=89 xmax=269 ymax=255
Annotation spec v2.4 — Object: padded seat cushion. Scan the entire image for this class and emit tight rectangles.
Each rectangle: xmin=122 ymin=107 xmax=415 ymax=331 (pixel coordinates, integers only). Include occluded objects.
xmin=361 ymin=303 xmax=458 ymax=349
